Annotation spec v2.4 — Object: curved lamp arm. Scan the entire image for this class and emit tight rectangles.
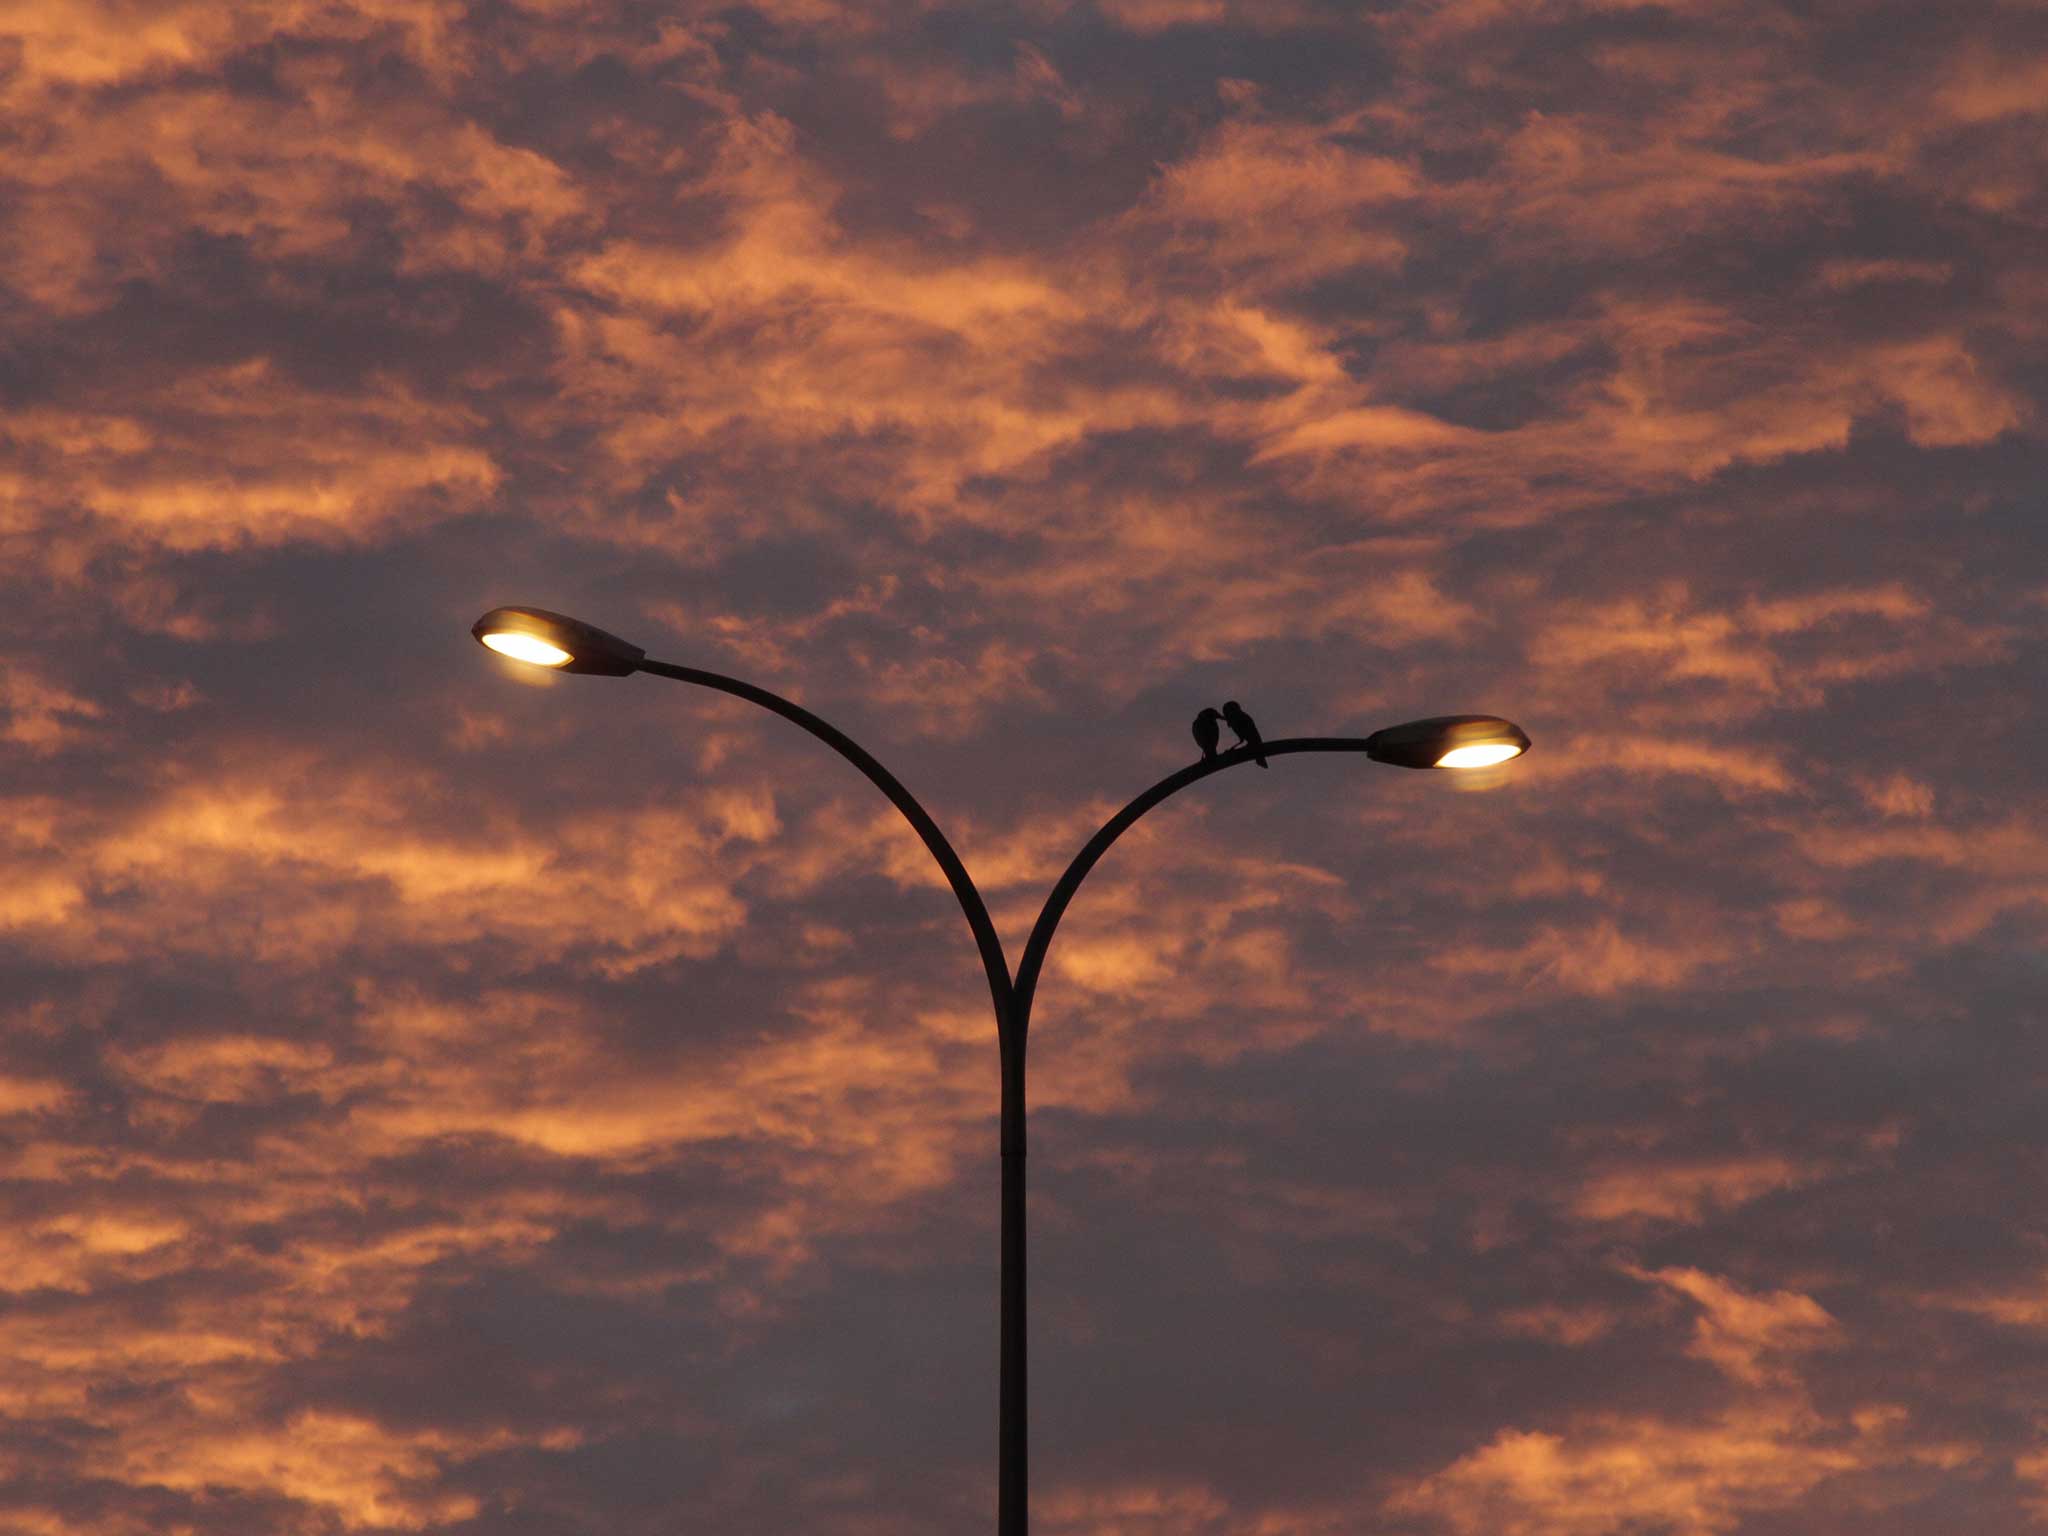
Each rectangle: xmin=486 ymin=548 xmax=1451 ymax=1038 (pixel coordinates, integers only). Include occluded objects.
xmin=638 ymin=658 xmax=1015 ymax=1025
xmin=633 ymin=653 xmax=1032 ymax=1533
xmin=1011 ymin=738 xmax=1376 ymax=1035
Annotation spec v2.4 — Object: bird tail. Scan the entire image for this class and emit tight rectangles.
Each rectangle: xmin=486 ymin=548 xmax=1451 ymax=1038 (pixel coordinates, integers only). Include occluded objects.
xmin=1256 ymin=753 xmax=1268 ymax=768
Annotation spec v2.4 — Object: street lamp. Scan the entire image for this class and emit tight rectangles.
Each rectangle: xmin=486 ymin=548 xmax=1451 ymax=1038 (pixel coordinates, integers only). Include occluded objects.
xmin=1362 ymin=713 xmax=1530 ymax=770
xmin=472 ymin=603 xmax=1530 ymax=1535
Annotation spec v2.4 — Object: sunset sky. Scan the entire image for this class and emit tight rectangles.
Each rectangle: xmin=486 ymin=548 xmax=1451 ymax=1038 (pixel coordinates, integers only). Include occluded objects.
xmin=3 ymin=1 xmax=2046 ymax=1531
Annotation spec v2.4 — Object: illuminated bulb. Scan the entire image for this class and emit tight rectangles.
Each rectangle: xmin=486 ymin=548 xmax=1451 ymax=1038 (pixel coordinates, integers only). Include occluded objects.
xmin=1436 ymin=742 xmax=1523 ymax=769
xmin=481 ymin=631 xmax=572 ymax=667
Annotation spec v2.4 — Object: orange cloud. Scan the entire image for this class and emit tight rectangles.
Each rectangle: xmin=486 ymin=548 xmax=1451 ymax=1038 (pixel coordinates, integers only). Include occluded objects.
xmin=3 ymin=364 xmax=501 ymax=555
xmin=99 ymin=1409 xmax=552 ymax=1531
xmin=1573 ymin=1155 xmax=1823 ymax=1226
xmin=0 ymin=666 xmax=103 ymax=755
xmin=1628 ymin=1265 xmax=1839 ymax=1385
xmin=1135 ymin=111 xmax=1414 ymax=291
xmin=1390 ymin=1405 xmax=1861 ymax=1536
xmin=1522 ymin=579 xmax=2010 ymax=728
xmin=0 ymin=756 xmax=771 ymax=971
xmin=1430 ymin=918 xmax=1735 ymax=997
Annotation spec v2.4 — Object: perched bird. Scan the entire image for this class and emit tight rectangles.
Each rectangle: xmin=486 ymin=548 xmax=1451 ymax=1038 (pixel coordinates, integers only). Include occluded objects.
xmin=1192 ymin=707 xmax=1224 ymax=760
xmin=1221 ymin=700 xmax=1267 ymax=767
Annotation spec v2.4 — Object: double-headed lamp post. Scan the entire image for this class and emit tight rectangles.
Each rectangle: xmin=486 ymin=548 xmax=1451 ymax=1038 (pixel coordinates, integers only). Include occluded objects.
xmin=472 ymin=605 xmax=1531 ymax=1536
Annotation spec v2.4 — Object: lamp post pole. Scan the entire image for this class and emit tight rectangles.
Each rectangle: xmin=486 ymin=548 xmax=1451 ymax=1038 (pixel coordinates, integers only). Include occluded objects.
xmin=474 ymin=607 xmax=1530 ymax=1536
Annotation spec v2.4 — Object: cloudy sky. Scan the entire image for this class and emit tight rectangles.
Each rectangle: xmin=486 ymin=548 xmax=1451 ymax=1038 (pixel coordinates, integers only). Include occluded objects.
xmin=3 ymin=0 xmax=2045 ymax=1531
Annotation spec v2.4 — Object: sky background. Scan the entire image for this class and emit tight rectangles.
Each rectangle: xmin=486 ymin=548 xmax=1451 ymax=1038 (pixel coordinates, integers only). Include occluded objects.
xmin=3 ymin=1 xmax=2046 ymax=1532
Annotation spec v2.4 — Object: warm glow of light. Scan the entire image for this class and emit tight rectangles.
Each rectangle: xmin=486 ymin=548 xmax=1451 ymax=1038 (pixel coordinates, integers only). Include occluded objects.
xmin=1437 ymin=742 xmax=1524 ymax=768
xmin=480 ymin=631 xmax=572 ymax=667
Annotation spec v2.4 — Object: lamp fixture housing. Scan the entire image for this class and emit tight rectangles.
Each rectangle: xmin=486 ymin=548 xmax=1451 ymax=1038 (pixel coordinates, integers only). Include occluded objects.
xmin=472 ymin=606 xmax=646 ymax=677
xmin=1363 ymin=714 xmax=1531 ymax=770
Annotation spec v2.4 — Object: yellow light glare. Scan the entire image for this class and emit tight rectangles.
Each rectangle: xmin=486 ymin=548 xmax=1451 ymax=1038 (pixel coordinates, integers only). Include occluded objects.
xmin=1436 ymin=742 xmax=1523 ymax=769
xmin=481 ymin=631 xmax=572 ymax=667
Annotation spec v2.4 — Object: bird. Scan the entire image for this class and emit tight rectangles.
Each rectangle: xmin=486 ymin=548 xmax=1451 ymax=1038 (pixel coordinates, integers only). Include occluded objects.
xmin=1221 ymin=700 xmax=1266 ymax=767
xmin=1192 ymin=707 xmax=1223 ymax=760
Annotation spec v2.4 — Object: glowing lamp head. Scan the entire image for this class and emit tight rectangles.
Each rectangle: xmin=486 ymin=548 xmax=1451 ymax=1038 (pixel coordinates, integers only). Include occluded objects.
xmin=1436 ymin=741 xmax=1524 ymax=769
xmin=471 ymin=607 xmax=646 ymax=677
xmin=480 ymin=630 xmax=571 ymax=667
xmin=1365 ymin=714 xmax=1531 ymax=771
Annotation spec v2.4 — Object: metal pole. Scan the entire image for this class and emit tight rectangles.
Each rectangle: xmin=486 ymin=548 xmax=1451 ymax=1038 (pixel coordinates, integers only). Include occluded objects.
xmin=999 ymin=1030 xmax=1027 ymax=1536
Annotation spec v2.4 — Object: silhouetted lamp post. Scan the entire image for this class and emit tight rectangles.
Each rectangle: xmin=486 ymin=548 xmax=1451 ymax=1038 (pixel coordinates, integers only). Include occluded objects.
xmin=471 ymin=604 xmax=1531 ymax=1536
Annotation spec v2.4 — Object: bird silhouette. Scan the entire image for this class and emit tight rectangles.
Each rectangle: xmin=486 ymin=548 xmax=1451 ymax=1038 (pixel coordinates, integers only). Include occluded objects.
xmin=1221 ymin=700 xmax=1266 ymax=767
xmin=1192 ymin=707 xmax=1224 ymax=760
